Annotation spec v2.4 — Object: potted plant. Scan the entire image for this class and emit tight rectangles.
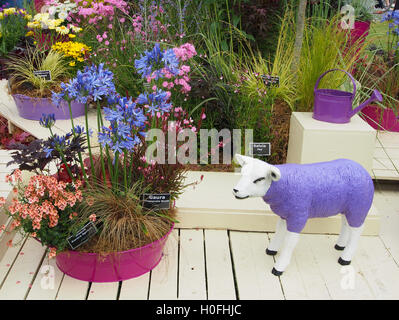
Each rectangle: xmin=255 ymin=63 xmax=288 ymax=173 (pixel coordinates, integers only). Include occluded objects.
xmin=358 ymin=11 xmax=399 ymax=131
xmin=0 ymin=7 xmax=31 ymax=79
xmin=342 ymin=0 xmax=375 ymax=50
xmin=6 ymin=46 xmax=86 ymax=120
xmin=27 ymin=1 xmax=81 ymax=52
xmin=2 ymin=44 xmax=203 ymax=283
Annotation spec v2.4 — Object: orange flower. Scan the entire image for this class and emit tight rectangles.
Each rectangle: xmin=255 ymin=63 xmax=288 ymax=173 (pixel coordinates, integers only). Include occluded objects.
xmin=48 ymin=247 xmax=57 ymax=259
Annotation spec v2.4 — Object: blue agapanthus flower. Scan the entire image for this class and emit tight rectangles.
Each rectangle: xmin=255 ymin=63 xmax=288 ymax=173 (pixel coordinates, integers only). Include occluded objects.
xmin=39 ymin=113 xmax=55 ymax=129
xmin=135 ymin=43 xmax=180 ymax=80
xmin=135 ymin=89 xmax=172 ymax=116
xmin=52 ymin=63 xmax=117 ymax=106
xmin=98 ymin=96 xmax=147 ymax=158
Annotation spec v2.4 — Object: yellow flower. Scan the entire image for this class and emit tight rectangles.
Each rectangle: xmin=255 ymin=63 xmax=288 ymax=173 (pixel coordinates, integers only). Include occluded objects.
xmin=69 ymin=61 xmax=76 ymax=67
xmin=0 ymin=13 xmax=3 ymax=20
xmin=4 ymin=8 xmax=16 ymax=15
xmin=70 ymin=26 xmax=82 ymax=33
xmin=25 ymin=14 xmax=32 ymax=20
xmin=68 ymin=34 xmax=76 ymax=39
xmin=25 ymin=31 xmax=34 ymax=37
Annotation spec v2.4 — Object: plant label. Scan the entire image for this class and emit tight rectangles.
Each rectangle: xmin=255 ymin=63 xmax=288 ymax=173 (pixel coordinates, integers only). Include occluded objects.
xmin=261 ymin=75 xmax=279 ymax=87
xmin=141 ymin=193 xmax=171 ymax=210
xmin=67 ymin=221 xmax=98 ymax=250
xmin=33 ymin=70 xmax=52 ymax=81
xmin=250 ymin=142 xmax=271 ymax=156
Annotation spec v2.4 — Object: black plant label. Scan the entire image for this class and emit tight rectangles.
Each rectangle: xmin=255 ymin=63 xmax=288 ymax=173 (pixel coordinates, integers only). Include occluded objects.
xmin=67 ymin=221 xmax=98 ymax=250
xmin=141 ymin=193 xmax=171 ymax=210
xmin=33 ymin=70 xmax=52 ymax=81
xmin=250 ymin=142 xmax=271 ymax=156
xmin=261 ymin=75 xmax=279 ymax=87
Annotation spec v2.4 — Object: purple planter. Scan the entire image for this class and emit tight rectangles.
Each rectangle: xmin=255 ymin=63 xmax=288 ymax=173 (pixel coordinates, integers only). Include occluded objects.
xmin=56 ymin=223 xmax=174 ymax=283
xmin=12 ymin=93 xmax=85 ymax=121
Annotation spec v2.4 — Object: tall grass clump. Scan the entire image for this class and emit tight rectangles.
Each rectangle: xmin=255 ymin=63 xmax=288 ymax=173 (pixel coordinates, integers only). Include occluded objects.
xmin=296 ymin=13 xmax=372 ymax=111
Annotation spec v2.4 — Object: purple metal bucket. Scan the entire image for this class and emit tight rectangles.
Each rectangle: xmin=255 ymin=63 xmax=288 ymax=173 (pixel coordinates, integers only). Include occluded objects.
xmin=12 ymin=94 xmax=85 ymax=121
xmin=313 ymin=69 xmax=357 ymax=124
xmin=313 ymin=69 xmax=382 ymax=124
xmin=56 ymin=223 xmax=174 ymax=283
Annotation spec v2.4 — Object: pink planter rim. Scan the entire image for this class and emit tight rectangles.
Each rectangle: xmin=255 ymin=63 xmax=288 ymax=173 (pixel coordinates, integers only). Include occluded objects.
xmin=56 ymin=222 xmax=175 ymax=283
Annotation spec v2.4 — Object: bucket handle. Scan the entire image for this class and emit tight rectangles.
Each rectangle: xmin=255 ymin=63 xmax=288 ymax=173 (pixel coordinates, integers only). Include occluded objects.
xmin=314 ymin=69 xmax=356 ymax=99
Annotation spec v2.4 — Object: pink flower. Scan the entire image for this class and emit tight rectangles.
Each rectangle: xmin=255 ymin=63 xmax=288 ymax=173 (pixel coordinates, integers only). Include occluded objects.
xmin=89 ymin=214 xmax=96 ymax=222
xmin=105 ymin=40 xmax=110 ymax=46
xmin=0 ymin=197 xmax=5 ymax=206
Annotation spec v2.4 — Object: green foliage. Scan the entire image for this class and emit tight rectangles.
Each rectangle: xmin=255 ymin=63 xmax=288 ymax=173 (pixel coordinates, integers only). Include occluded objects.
xmin=7 ymin=47 xmax=69 ymax=97
xmin=296 ymin=13 xmax=370 ymax=111
xmin=344 ymin=0 xmax=376 ymax=22
xmin=0 ymin=8 xmax=29 ymax=57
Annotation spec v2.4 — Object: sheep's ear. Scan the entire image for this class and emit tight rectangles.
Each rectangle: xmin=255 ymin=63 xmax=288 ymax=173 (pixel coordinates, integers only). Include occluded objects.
xmin=269 ymin=166 xmax=281 ymax=182
xmin=234 ymin=154 xmax=251 ymax=166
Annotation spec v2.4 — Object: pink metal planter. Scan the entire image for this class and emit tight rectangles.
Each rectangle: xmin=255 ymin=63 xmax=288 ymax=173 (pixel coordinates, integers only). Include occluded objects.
xmin=313 ymin=69 xmax=383 ymax=124
xmin=56 ymin=223 xmax=174 ymax=283
xmin=362 ymin=105 xmax=399 ymax=132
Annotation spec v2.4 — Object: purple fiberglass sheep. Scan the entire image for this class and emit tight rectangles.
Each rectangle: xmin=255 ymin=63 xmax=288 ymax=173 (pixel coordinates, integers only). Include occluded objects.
xmin=233 ymin=155 xmax=374 ymax=276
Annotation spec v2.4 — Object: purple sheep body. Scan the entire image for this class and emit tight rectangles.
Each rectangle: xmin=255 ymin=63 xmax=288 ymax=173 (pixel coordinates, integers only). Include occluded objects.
xmin=262 ymin=159 xmax=374 ymax=233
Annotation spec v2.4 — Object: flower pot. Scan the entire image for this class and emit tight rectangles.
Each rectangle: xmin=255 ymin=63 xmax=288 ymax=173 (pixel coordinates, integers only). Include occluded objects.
xmin=361 ymin=105 xmax=399 ymax=132
xmin=11 ymin=93 xmax=85 ymax=121
xmin=349 ymin=21 xmax=371 ymax=46
xmin=340 ymin=20 xmax=371 ymax=66
xmin=56 ymin=223 xmax=174 ymax=283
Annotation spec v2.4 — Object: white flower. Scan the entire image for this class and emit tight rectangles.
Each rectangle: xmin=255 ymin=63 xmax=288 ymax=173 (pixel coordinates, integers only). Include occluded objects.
xmin=58 ymin=9 xmax=68 ymax=21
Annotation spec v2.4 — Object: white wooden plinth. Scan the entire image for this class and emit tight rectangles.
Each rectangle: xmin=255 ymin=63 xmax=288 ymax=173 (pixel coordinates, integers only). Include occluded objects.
xmin=286 ymin=112 xmax=376 ymax=175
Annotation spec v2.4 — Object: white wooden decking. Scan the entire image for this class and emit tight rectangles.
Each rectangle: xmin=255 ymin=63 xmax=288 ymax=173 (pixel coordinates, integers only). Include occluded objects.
xmin=374 ymin=131 xmax=399 ymax=181
xmin=0 ymin=225 xmax=399 ymax=300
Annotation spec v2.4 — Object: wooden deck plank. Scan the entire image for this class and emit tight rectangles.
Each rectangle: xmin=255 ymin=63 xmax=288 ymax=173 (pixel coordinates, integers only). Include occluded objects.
xmin=277 ymin=233 xmax=331 ymax=300
xmin=148 ymin=229 xmax=179 ymax=300
xmin=178 ymin=229 xmax=207 ymax=300
xmin=355 ymin=236 xmax=399 ymax=299
xmin=204 ymin=230 xmax=236 ymax=300
xmin=374 ymin=184 xmax=399 ymax=265
xmin=55 ymin=275 xmax=89 ymax=300
xmin=87 ymin=282 xmax=119 ymax=300
xmin=26 ymin=254 xmax=64 ymax=300
xmin=229 ymin=231 xmax=284 ymax=300
xmin=377 ymin=132 xmax=399 ymax=149
xmin=0 ymin=232 xmax=26 ymax=286
xmin=300 ymin=234 xmax=374 ymax=300
xmin=119 ymin=274 xmax=149 ymax=300
xmin=0 ymin=237 xmax=46 ymax=300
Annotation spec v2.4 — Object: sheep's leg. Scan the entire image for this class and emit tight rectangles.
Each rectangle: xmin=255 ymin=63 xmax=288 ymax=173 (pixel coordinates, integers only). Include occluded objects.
xmin=338 ymin=224 xmax=364 ymax=265
xmin=335 ymin=214 xmax=350 ymax=251
xmin=272 ymin=231 xmax=300 ymax=276
xmin=266 ymin=217 xmax=287 ymax=256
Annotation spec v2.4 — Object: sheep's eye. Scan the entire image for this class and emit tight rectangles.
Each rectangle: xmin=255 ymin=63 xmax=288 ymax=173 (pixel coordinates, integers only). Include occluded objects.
xmin=253 ymin=177 xmax=265 ymax=183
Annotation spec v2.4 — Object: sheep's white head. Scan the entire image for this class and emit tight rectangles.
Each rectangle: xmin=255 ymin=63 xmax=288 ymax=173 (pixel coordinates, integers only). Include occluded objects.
xmin=233 ymin=154 xmax=281 ymax=199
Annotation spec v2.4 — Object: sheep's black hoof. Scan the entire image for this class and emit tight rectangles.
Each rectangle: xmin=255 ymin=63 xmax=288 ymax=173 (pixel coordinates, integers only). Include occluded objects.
xmin=266 ymin=248 xmax=278 ymax=256
xmin=271 ymin=268 xmax=283 ymax=277
xmin=338 ymin=257 xmax=351 ymax=266
xmin=334 ymin=244 xmax=345 ymax=251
